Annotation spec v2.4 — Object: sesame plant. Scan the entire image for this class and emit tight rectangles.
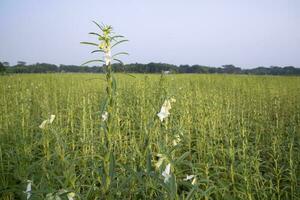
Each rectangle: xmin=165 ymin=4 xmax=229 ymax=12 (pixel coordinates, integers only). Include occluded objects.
xmin=0 ymin=26 xmax=300 ymax=199
xmin=0 ymin=74 xmax=300 ymax=199
xmin=81 ymin=21 xmax=128 ymax=196
xmin=81 ymin=21 xmax=128 ymax=131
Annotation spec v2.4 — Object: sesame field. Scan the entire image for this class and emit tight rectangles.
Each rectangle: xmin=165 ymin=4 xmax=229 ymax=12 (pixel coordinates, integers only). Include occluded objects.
xmin=0 ymin=73 xmax=300 ymax=200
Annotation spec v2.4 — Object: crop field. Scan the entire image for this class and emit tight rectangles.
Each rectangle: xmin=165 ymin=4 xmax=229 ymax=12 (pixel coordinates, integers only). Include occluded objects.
xmin=0 ymin=73 xmax=300 ymax=200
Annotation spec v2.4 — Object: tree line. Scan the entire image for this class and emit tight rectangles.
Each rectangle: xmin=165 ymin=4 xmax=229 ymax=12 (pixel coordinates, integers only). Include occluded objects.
xmin=1 ymin=61 xmax=300 ymax=75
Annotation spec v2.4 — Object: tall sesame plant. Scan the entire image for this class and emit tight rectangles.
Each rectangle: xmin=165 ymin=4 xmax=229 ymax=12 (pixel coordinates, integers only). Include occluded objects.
xmin=81 ymin=21 xmax=128 ymax=144
xmin=81 ymin=21 xmax=128 ymax=194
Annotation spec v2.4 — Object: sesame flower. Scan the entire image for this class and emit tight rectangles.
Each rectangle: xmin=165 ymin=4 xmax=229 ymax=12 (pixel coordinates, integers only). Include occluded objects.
xmin=170 ymin=98 xmax=176 ymax=103
xmin=102 ymin=111 xmax=108 ymax=121
xmin=39 ymin=115 xmax=55 ymax=129
xmin=105 ymin=50 xmax=112 ymax=66
xmin=184 ymin=175 xmax=197 ymax=185
xmin=172 ymin=134 xmax=181 ymax=146
xmin=157 ymin=98 xmax=176 ymax=122
xmin=49 ymin=115 xmax=56 ymax=123
xmin=67 ymin=192 xmax=75 ymax=200
xmin=184 ymin=175 xmax=195 ymax=181
xmin=39 ymin=120 xmax=48 ymax=129
xmin=46 ymin=190 xmax=75 ymax=200
xmin=162 ymin=163 xmax=171 ymax=183
xmin=24 ymin=180 xmax=32 ymax=200
xmin=191 ymin=177 xmax=197 ymax=185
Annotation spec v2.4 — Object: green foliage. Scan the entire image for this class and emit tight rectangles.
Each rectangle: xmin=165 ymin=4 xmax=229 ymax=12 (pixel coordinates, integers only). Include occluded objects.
xmin=5 ymin=62 xmax=300 ymax=75
xmin=80 ymin=21 xmax=128 ymax=67
xmin=0 ymin=62 xmax=5 ymax=74
xmin=0 ymin=74 xmax=300 ymax=199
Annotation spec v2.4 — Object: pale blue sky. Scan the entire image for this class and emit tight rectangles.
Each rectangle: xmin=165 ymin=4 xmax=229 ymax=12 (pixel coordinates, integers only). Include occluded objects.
xmin=0 ymin=0 xmax=299 ymax=68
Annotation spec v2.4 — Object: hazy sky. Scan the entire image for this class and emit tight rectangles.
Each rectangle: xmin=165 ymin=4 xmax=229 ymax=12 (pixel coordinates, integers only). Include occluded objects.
xmin=1 ymin=0 xmax=299 ymax=68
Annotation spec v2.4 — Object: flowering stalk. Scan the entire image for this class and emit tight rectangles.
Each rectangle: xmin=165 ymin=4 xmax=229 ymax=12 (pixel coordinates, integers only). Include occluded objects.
xmin=81 ymin=21 xmax=128 ymax=195
xmin=81 ymin=21 xmax=128 ymax=147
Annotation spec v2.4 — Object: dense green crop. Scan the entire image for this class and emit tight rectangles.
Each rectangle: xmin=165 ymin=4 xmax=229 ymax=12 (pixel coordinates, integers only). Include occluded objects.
xmin=0 ymin=74 xmax=299 ymax=199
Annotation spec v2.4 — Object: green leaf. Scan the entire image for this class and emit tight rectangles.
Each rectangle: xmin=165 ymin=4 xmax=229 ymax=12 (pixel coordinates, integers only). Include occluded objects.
xmin=169 ymin=174 xmax=177 ymax=200
xmin=113 ymin=58 xmax=124 ymax=65
xmin=112 ymin=75 xmax=117 ymax=95
xmin=100 ymin=97 xmax=108 ymax=114
xmin=80 ymin=42 xmax=99 ymax=47
xmin=109 ymin=152 xmax=115 ymax=180
xmin=91 ymin=49 xmax=105 ymax=54
xmin=89 ymin=32 xmax=101 ymax=37
xmin=111 ymin=39 xmax=129 ymax=49
xmin=92 ymin=20 xmax=103 ymax=30
xmin=146 ymin=148 xmax=152 ymax=173
xmin=112 ymin=52 xmax=129 ymax=57
xmin=186 ymin=187 xmax=197 ymax=200
xmin=111 ymin=35 xmax=124 ymax=41
xmin=123 ymin=73 xmax=136 ymax=78
xmin=81 ymin=59 xmax=104 ymax=66
xmin=175 ymin=151 xmax=190 ymax=164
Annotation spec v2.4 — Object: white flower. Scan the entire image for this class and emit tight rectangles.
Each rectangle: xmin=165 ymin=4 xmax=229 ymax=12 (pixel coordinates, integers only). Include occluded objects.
xmin=172 ymin=134 xmax=181 ymax=146
xmin=184 ymin=175 xmax=195 ymax=181
xmin=162 ymin=163 xmax=171 ymax=183
xmin=24 ymin=180 xmax=32 ymax=200
xmin=49 ymin=115 xmax=56 ymax=123
xmin=46 ymin=193 xmax=61 ymax=200
xmin=105 ymin=50 xmax=111 ymax=66
xmin=39 ymin=114 xmax=55 ymax=129
xmin=45 ymin=193 xmax=53 ymax=200
xmin=102 ymin=111 xmax=108 ymax=121
xmin=67 ymin=192 xmax=75 ymax=200
xmin=191 ymin=177 xmax=197 ymax=185
xmin=184 ymin=175 xmax=197 ymax=185
xmin=46 ymin=189 xmax=74 ymax=200
xmin=57 ymin=189 xmax=68 ymax=195
xmin=163 ymin=99 xmax=172 ymax=110
xmin=157 ymin=110 xmax=169 ymax=122
xmin=157 ymin=98 xmax=176 ymax=122
xmin=39 ymin=120 xmax=48 ymax=129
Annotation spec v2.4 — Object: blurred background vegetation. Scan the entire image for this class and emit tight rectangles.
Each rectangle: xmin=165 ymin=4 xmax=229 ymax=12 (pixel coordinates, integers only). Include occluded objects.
xmin=1 ymin=61 xmax=300 ymax=75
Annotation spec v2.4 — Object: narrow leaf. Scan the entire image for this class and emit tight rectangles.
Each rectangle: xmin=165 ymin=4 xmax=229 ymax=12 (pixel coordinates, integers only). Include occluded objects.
xmin=92 ymin=20 xmax=103 ymax=30
xmin=109 ymin=152 xmax=115 ymax=180
xmin=111 ymin=40 xmax=129 ymax=49
xmin=111 ymin=35 xmax=124 ymax=41
xmin=81 ymin=59 xmax=104 ymax=66
xmin=123 ymin=73 xmax=136 ymax=78
xmin=112 ymin=52 xmax=129 ymax=57
xmin=80 ymin=42 xmax=99 ymax=47
xmin=91 ymin=49 xmax=105 ymax=54
xmin=112 ymin=75 xmax=117 ymax=95
xmin=175 ymin=151 xmax=190 ymax=164
xmin=146 ymin=148 xmax=152 ymax=173
xmin=113 ymin=58 xmax=124 ymax=65
xmin=89 ymin=32 xmax=101 ymax=37
xmin=100 ymin=97 xmax=108 ymax=114
xmin=186 ymin=187 xmax=197 ymax=200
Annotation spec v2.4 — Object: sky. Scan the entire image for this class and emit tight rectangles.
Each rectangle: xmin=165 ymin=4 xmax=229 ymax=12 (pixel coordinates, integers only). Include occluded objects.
xmin=0 ymin=0 xmax=299 ymax=68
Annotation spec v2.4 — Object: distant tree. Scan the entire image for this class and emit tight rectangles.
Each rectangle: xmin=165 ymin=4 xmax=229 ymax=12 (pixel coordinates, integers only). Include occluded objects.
xmin=222 ymin=64 xmax=241 ymax=74
xmin=251 ymin=67 xmax=270 ymax=75
xmin=0 ymin=62 xmax=6 ymax=74
xmin=2 ymin=62 xmax=10 ymax=67
xmin=17 ymin=61 xmax=26 ymax=66
xmin=283 ymin=66 xmax=300 ymax=75
xmin=4 ymin=61 xmax=300 ymax=75
xmin=178 ymin=65 xmax=190 ymax=73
